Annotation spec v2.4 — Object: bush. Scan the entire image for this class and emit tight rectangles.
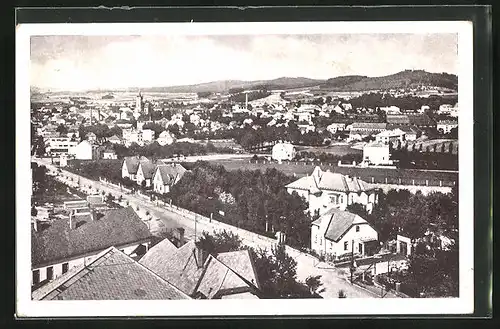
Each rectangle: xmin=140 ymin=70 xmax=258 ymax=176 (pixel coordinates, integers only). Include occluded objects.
xmin=338 ymin=290 xmax=347 ymax=298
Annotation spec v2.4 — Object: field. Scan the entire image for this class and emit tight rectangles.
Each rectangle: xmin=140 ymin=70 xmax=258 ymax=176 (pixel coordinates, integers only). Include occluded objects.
xmin=295 ymin=144 xmax=363 ymax=156
xmin=208 ymin=159 xmax=458 ymax=187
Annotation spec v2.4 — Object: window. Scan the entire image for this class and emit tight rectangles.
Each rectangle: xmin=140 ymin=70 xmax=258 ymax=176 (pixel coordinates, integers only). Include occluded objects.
xmin=46 ymin=266 xmax=54 ymax=281
xmin=344 ymin=241 xmax=348 ymax=251
xmin=314 ymin=234 xmax=317 ymax=244
xmin=319 ymin=238 xmax=322 ymax=245
xmin=62 ymin=263 xmax=69 ymax=274
xmin=32 ymin=270 xmax=40 ymax=285
xmin=356 ymin=225 xmax=360 ymax=232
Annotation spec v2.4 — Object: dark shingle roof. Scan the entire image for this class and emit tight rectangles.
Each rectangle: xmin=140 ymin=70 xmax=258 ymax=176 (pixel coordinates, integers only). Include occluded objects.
xmin=155 ymin=164 xmax=187 ymax=185
xmin=351 ymin=122 xmax=387 ymax=130
xmin=139 ymin=161 xmax=157 ymax=180
xmin=386 ymin=114 xmax=410 ymax=125
xmin=140 ymin=239 xmax=260 ymax=299
xmin=216 ymin=250 xmax=261 ymax=290
xmin=32 ymin=247 xmax=190 ymax=300
xmin=408 ymin=114 xmax=434 ymax=126
xmin=323 ymin=208 xmax=358 ymax=242
xmin=32 ymin=207 xmax=152 ymax=268
xmin=123 ymin=156 xmax=140 ymax=174
xmin=139 ymin=240 xmax=205 ymax=295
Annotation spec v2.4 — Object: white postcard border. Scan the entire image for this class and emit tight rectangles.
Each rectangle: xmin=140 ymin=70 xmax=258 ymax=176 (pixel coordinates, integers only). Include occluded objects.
xmin=16 ymin=21 xmax=474 ymax=317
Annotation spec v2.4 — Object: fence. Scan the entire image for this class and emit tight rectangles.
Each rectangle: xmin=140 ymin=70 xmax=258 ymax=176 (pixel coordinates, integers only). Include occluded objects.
xmin=98 ymin=177 xmax=132 ymax=194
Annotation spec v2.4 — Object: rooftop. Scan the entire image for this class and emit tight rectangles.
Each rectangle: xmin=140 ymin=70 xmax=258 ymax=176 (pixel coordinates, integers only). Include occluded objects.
xmin=32 ymin=247 xmax=190 ymax=300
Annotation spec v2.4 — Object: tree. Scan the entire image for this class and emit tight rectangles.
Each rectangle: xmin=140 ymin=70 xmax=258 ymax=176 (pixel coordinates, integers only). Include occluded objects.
xmin=197 ymin=229 xmax=243 ymax=256
xmin=56 ymin=124 xmax=68 ymax=136
xmin=338 ymin=289 xmax=347 ymax=298
xmin=305 ymin=275 xmax=323 ymax=295
xmin=31 ymin=206 xmax=38 ymax=217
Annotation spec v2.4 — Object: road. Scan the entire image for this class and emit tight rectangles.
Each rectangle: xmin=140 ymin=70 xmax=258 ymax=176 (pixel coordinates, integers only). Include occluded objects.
xmin=34 ymin=157 xmax=386 ymax=299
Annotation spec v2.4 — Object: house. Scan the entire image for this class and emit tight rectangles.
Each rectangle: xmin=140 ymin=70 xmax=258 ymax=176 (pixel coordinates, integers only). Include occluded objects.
xmin=311 ymin=208 xmax=379 ymax=260
xmin=363 ymin=142 xmax=392 ymax=166
xmin=31 ymin=207 xmax=152 ymax=289
xmin=375 ymin=128 xmax=406 ymax=145
xmin=152 ymin=163 xmax=188 ymax=194
xmin=437 ymin=104 xmax=458 ymax=117
xmin=297 ymin=124 xmax=315 ymax=134
xmin=407 ymin=114 xmax=435 ymax=128
xmin=140 ymin=239 xmax=261 ymax=299
xmin=285 ymin=166 xmax=379 ymax=215
xmin=107 ymin=134 xmax=123 ymax=145
xmin=437 ymin=120 xmax=458 ymax=134
xmin=142 ymin=129 xmax=155 ymax=143
xmin=86 ymin=132 xmax=97 ymax=143
xmin=386 ymin=114 xmax=410 ymax=125
xmin=326 ymin=123 xmax=346 ymax=134
xmin=102 ymin=148 xmax=117 ymax=160
xmin=157 ymin=130 xmax=176 ymax=146
xmin=135 ymin=161 xmax=157 ymax=187
xmin=68 ymin=140 xmax=93 ymax=160
xmin=32 ymin=247 xmax=190 ymax=300
xmin=271 ymin=142 xmax=296 ymax=162
xmin=379 ymin=106 xmax=401 ymax=114
xmin=349 ymin=123 xmax=387 ymax=140
xmin=121 ymin=156 xmax=150 ymax=181
xmin=387 ymin=125 xmax=421 ymax=141
xmin=45 ymin=137 xmax=79 ymax=156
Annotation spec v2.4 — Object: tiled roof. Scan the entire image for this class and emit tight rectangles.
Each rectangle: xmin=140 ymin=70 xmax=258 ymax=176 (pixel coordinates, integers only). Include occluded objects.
xmin=408 ymin=114 xmax=434 ymax=126
xmin=32 ymin=247 xmax=190 ymax=300
xmin=286 ymin=167 xmax=374 ymax=194
xmin=216 ymin=250 xmax=261 ymax=289
xmin=140 ymin=238 xmax=260 ymax=299
xmin=108 ymin=135 xmax=122 ymax=141
xmin=140 ymin=240 xmax=205 ymax=295
xmin=155 ymin=164 xmax=187 ymax=185
xmin=123 ymin=156 xmax=140 ymax=174
xmin=387 ymin=124 xmax=420 ymax=134
xmin=323 ymin=208 xmax=359 ymax=242
xmin=32 ymin=207 xmax=152 ymax=268
xmin=364 ymin=141 xmax=388 ymax=148
xmin=139 ymin=161 xmax=157 ymax=179
xmin=196 ymin=255 xmax=251 ymax=299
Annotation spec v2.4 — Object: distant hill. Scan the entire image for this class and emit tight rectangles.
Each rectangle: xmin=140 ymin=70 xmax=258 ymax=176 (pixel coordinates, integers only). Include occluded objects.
xmin=320 ymin=70 xmax=457 ymax=91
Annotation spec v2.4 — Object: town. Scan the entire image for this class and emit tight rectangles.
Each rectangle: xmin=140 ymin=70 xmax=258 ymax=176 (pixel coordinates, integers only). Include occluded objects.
xmin=30 ymin=69 xmax=459 ymax=300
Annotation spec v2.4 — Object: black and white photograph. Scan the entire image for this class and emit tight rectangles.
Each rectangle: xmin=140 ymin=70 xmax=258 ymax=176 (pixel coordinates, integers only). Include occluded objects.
xmin=16 ymin=20 xmax=475 ymax=317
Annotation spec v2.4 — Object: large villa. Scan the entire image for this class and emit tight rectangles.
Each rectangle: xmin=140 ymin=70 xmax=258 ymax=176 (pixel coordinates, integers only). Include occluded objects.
xmin=285 ymin=166 xmax=379 ymax=216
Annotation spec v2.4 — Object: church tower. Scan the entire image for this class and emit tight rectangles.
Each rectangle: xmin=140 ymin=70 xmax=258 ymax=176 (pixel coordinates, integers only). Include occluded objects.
xmin=135 ymin=91 xmax=143 ymax=114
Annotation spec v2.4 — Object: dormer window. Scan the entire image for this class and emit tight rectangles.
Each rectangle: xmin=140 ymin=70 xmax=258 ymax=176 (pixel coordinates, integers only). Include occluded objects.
xmin=356 ymin=225 xmax=360 ymax=232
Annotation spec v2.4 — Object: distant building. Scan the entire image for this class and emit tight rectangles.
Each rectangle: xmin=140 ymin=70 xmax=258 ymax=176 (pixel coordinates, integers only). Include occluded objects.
xmin=311 ymin=208 xmax=379 ymax=260
xmin=69 ymin=140 xmax=93 ymax=160
xmin=45 ymin=137 xmax=79 ymax=157
xmin=387 ymin=125 xmax=421 ymax=141
xmin=86 ymin=132 xmax=97 ymax=143
xmin=272 ymin=142 xmax=296 ymax=162
xmin=107 ymin=134 xmax=123 ymax=145
xmin=285 ymin=166 xmax=379 ymax=215
xmin=375 ymin=128 xmax=406 ymax=145
xmin=363 ymin=142 xmax=392 ymax=166
xmin=157 ymin=131 xmax=176 ymax=146
xmin=349 ymin=122 xmax=387 ymax=140
xmin=152 ymin=163 xmax=188 ymax=194
xmin=437 ymin=120 xmax=458 ymax=134
xmin=102 ymin=148 xmax=117 ymax=160
xmin=122 ymin=156 xmax=151 ymax=181
xmin=135 ymin=161 xmax=157 ymax=187
xmin=379 ymin=106 xmax=401 ymax=114
xmin=326 ymin=123 xmax=346 ymax=134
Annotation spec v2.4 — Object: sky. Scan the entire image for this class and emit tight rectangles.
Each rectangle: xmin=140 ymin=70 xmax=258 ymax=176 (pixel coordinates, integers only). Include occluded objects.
xmin=30 ymin=34 xmax=458 ymax=91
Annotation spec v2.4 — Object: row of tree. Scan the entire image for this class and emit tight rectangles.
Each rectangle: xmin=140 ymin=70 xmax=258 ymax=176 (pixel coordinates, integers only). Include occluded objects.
xmin=167 ymin=162 xmax=312 ymax=249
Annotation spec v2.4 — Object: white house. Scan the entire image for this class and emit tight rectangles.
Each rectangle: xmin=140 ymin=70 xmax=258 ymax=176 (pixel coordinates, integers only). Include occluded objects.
xmin=152 ymin=163 xmax=188 ymax=194
xmin=362 ymin=142 xmax=392 ymax=166
xmin=379 ymin=106 xmax=402 ymax=114
xmin=311 ymin=208 xmax=379 ymax=260
xmin=157 ymin=131 xmax=176 ymax=146
xmin=326 ymin=123 xmax=346 ymax=134
xmin=142 ymin=129 xmax=155 ymax=143
xmin=122 ymin=156 xmax=150 ymax=181
xmin=102 ymin=148 xmax=117 ymax=159
xmin=31 ymin=207 xmax=151 ymax=289
xmin=285 ymin=166 xmax=378 ymax=215
xmin=45 ymin=137 xmax=79 ymax=156
xmin=107 ymin=134 xmax=123 ymax=144
xmin=437 ymin=120 xmax=458 ymax=134
xmin=272 ymin=142 xmax=296 ymax=163
xmin=68 ymin=140 xmax=93 ymax=160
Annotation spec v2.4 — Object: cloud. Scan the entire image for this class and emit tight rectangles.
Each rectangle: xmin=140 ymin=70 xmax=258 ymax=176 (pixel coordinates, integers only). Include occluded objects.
xmin=30 ymin=34 xmax=457 ymax=91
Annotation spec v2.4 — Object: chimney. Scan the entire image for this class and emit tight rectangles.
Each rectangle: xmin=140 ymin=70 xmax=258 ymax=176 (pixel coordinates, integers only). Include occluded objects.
xmin=175 ymin=227 xmax=185 ymax=247
xmin=69 ymin=211 xmax=75 ymax=229
xmin=194 ymin=244 xmax=206 ymax=269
